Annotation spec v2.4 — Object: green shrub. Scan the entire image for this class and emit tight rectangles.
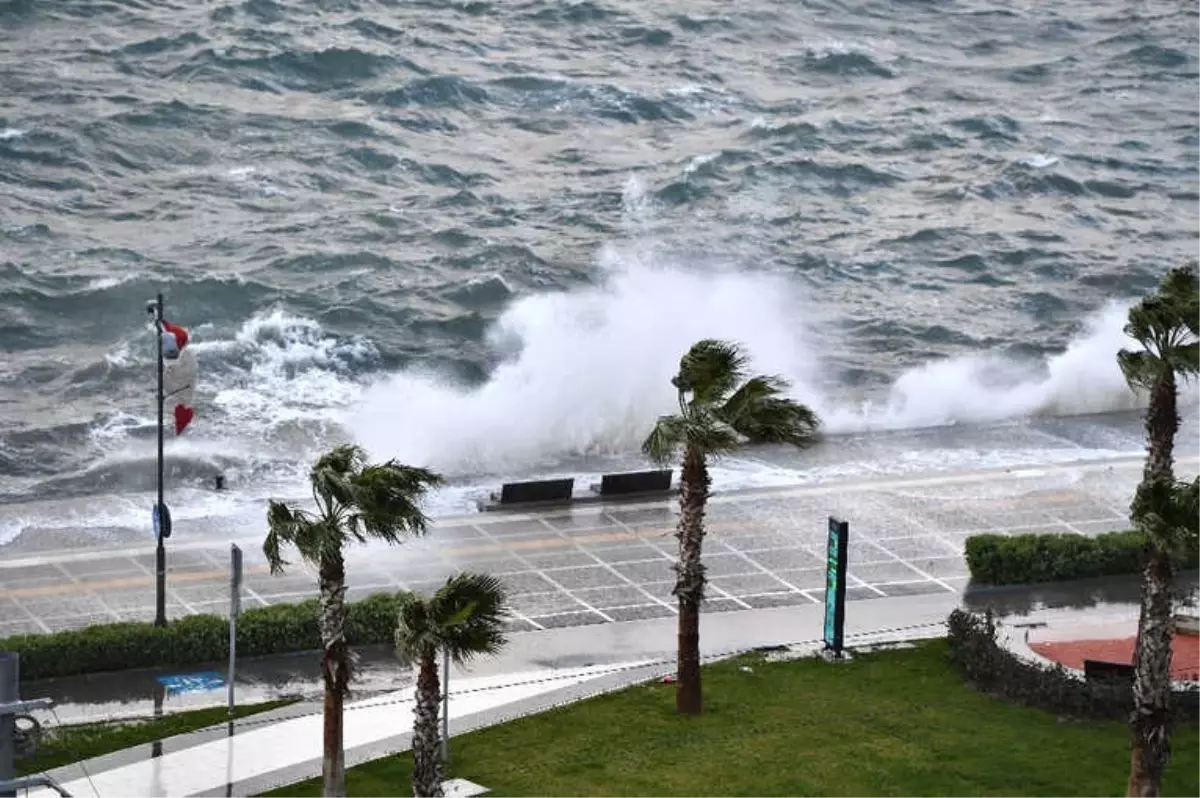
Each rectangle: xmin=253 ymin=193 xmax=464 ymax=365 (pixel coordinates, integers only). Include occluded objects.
xmin=964 ymin=529 xmax=1198 ymax=585
xmin=2 ymin=590 xmax=407 ymax=682
xmin=946 ymin=608 xmax=1199 ymax=721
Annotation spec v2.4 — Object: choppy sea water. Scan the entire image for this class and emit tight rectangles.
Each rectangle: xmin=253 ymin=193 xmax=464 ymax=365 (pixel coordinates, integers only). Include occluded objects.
xmin=1 ymin=0 xmax=1197 ymax=548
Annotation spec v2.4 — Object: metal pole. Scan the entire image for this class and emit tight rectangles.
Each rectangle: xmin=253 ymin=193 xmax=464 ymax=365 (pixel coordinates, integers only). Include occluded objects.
xmin=154 ymin=292 xmax=167 ymax=628
xmin=440 ymin=649 xmax=449 ymax=765
xmin=228 ymin=544 xmax=242 ymax=718
xmin=0 ymin=653 xmax=16 ymax=798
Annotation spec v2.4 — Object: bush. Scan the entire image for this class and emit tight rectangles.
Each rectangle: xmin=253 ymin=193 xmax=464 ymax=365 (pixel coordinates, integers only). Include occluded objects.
xmin=946 ymin=608 xmax=1198 ymax=721
xmin=2 ymin=591 xmax=406 ymax=682
xmin=964 ymin=529 xmax=1200 ymax=585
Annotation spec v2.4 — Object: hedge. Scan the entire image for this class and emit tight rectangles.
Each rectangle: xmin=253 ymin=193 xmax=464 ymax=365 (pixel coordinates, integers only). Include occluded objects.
xmin=946 ymin=608 xmax=1198 ymax=722
xmin=964 ymin=529 xmax=1200 ymax=586
xmin=2 ymin=591 xmax=405 ymax=682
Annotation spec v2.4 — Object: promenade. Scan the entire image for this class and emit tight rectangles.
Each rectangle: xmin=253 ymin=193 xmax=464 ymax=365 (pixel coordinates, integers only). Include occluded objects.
xmin=0 ymin=452 xmax=1176 ymax=637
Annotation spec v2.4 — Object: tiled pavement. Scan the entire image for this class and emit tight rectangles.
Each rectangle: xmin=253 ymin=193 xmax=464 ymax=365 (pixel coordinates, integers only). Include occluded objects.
xmin=1 ymin=453 xmax=1174 ymax=638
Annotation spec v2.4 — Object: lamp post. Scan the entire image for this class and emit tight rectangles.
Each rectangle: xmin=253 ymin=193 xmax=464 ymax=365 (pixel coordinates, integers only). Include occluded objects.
xmin=147 ymin=293 xmax=169 ymax=628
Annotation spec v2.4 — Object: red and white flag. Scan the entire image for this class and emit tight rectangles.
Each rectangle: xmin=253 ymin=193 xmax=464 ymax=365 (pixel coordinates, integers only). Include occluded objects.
xmin=162 ymin=320 xmax=197 ymax=435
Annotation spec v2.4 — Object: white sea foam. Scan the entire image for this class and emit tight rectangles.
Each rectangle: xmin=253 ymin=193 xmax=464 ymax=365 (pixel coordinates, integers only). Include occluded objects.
xmin=346 ymin=250 xmax=1168 ymax=477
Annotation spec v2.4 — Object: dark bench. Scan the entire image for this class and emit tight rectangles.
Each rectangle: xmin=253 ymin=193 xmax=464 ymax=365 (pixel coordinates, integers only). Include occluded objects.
xmin=590 ymin=469 xmax=674 ymax=497
xmin=1083 ymin=659 xmax=1135 ymax=683
xmin=489 ymin=478 xmax=575 ymax=507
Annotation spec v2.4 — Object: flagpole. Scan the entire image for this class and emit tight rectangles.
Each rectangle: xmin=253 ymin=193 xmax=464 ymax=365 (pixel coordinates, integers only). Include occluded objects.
xmin=153 ymin=292 xmax=167 ymax=628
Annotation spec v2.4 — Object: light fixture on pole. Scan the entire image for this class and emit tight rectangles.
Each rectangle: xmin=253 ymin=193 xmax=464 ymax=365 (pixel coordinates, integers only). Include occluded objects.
xmin=146 ymin=294 xmax=170 ymax=628
xmin=144 ymin=295 xmax=198 ymax=629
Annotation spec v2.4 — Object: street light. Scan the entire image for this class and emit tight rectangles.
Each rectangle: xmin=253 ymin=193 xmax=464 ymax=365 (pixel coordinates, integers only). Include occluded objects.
xmin=146 ymin=294 xmax=171 ymax=627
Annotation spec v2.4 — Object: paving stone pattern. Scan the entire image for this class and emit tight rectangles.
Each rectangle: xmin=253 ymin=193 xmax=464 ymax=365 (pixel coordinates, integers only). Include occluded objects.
xmin=0 ymin=463 xmax=1139 ymax=637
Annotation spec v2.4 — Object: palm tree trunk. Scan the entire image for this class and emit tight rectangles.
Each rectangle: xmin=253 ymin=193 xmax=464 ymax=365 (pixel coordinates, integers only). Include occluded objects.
xmin=1127 ymin=548 xmax=1176 ymax=796
xmin=1143 ymin=371 xmax=1178 ymax=484
xmin=319 ymin=556 xmax=350 ymax=798
xmin=412 ymin=648 xmax=446 ymax=798
xmin=1127 ymin=373 xmax=1180 ymax=797
xmin=675 ymin=444 xmax=709 ymax=715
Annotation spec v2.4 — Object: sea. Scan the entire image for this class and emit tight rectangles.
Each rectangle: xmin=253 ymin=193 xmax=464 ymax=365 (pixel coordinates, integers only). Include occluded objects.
xmin=1 ymin=0 xmax=1197 ymax=552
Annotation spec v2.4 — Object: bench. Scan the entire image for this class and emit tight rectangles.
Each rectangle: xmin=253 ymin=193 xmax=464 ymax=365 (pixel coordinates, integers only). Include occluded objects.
xmin=1083 ymin=659 xmax=1135 ymax=683
xmin=590 ymin=469 xmax=674 ymax=498
xmin=484 ymin=478 xmax=575 ymax=510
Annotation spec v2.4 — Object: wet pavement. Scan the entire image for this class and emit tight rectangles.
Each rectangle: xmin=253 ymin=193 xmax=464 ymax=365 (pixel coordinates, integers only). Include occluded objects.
xmin=22 ymin=646 xmax=409 ymax=725
xmin=6 ymin=450 xmax=1195 ymax=640
xmin=20 ymin=569 xmax=1197 ymax=728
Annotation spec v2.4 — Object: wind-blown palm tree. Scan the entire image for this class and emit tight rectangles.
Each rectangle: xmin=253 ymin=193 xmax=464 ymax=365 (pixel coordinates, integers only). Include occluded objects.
xmin=264 ymin=444 xmax=443 ymax=798
xmin=1118 ymin=264 xmax=1198 ymax=797
xmin=643 ymin=339 xmax=820 ymax=715
xmin=395 ymin=573 xmax=509 ymax=798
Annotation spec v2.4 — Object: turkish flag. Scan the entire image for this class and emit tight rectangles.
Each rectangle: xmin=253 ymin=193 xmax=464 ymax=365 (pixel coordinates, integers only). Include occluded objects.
xmin=163 ymin=322 xmax=198 ymax=436
xmin=175 ymin=404 xmax=195 ymax=435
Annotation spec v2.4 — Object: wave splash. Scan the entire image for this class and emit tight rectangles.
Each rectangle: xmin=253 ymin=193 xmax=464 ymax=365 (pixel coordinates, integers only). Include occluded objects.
xmin=348 ymin=250 xmax=1159 ymax=477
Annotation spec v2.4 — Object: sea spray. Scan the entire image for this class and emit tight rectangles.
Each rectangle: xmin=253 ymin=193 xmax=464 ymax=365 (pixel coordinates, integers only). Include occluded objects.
xmin=346 ymin=254 xmax=1176 ymax=476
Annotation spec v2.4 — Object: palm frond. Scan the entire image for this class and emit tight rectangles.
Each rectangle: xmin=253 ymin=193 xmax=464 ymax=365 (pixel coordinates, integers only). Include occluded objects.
xmin=674 ymin=339 xmax=748 ymax=406
xmin=1131 ymin=476 xmax=1200 ymax=559
xmin=265 ymin=446 xmax=446 ymax=583
xmin=1123 ymin=266 xmax=1199 ymax=382
xmin=394 ymin=591 xmax=438 ymax=667
xmin=394 ymin=573 xmax=510 ymax=668
xmin=264 ymin=500 xmax=315 ymax=575
xmin=718 ymin=374 xmax=788 ymax=425
xmin=1117 ymin=349 xmax=1160 ymax=391
xmin=347 ymin=463 xmax=443 ymax=543
xmin=434 ymin=572 xmax=509 ymax=666
xmin=729 ymin=396 xmax=821 ymax=446
xmin=310 ymin=444 xmax=366 ymax=509
xmin=642 ymin=414 xmax=688 ymax=465
xmin=1177 ymin=341 xmax=1199 ymax=379
xmin=685 ymin=409 xmax=742 ymax=457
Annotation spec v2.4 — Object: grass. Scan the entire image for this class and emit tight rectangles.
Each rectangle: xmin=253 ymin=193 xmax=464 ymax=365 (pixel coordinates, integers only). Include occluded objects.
xmin=18 ymin=699 xmax=294 ymax=776
xmin=261 ymin=641 xmax=1200 ymax=797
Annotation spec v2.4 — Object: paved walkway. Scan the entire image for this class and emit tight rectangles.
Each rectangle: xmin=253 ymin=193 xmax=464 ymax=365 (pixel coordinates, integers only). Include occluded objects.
xmin=4 ymin=453 xmax=1185 ymax=638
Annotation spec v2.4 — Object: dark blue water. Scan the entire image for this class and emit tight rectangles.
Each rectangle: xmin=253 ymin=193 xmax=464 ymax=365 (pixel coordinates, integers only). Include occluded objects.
xmin=0 ymin=0 xmax=1196 ymax=544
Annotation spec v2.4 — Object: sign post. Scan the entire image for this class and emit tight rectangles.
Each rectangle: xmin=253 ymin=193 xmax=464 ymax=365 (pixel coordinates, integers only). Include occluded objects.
xmin=228 ymin=544 xmax=243 ymax=717
xmin=822 ymin=516 xmax=850 ymax=658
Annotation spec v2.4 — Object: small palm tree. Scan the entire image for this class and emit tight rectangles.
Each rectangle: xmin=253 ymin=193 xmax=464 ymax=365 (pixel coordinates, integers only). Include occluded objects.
xmin=395 ymin=572 xmax=510 ymax=798
xmin=643 ymin=339 xmax=820 ymax=714
xmin=264 ymin=444 xmax=443 ymax=798
xmin=1117 ymin=264 xmax=1198 ymax=797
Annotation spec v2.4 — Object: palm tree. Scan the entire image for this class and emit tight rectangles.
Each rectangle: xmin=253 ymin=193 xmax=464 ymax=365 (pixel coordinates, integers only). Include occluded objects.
xmin=1117 ymin=264 xmax=1198 ymax=797
xmin=643 ymin=339 xmax=820 ymax=714
xmin=395 ymin=573 xmax=510 ymax=798
xmin=264 ymin=444 xmax=443 ymax=798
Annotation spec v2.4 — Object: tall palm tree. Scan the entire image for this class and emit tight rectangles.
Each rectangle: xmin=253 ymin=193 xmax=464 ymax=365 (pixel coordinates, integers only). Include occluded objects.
xmin=395 ymin=572 xmax=509 ymax=798
xmin=1117 ymin=264 xmax=1198 ymax=798
xmin=643 ymin=339 xmax=820 ymax=715
xmin=264 ymin=444 xmax=443 ymax=798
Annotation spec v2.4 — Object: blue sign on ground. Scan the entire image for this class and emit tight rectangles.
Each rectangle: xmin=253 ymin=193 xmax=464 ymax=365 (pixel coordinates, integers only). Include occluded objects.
xmin=156 ymin=671 xmax=226 ymax=695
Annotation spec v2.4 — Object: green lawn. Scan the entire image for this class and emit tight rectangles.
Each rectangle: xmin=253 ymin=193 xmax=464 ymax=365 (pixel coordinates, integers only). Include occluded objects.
xmin=18 ymin=699 xmax=294 ymax=776
xmin=262 ymin=641 xmax=1199 ymax=797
